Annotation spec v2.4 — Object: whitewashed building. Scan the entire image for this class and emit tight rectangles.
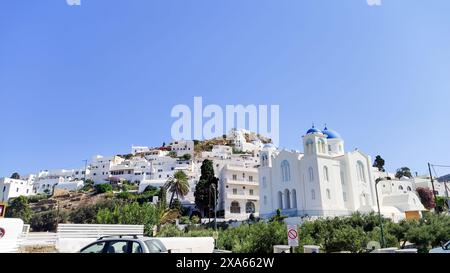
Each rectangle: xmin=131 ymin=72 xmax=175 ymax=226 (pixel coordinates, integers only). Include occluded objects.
xmin=170 ymin=140 xmax=194 ymax=157
xmin=0 ymin=178 xmax=34 ymax=202
xmin=259 ymin=126 xmax=426 ymax=222
xmin=228 ymin=129 xmax=264 ymax=152
xmin=219 ymin=164 xmax=259 ymax=220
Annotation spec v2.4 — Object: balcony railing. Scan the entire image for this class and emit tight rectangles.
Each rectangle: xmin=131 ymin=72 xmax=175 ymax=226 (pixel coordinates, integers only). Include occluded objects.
xmin=226 ymin=178 xmax=258 ymax=186
xmin=226 ymin=193 xmax=259 ymax=201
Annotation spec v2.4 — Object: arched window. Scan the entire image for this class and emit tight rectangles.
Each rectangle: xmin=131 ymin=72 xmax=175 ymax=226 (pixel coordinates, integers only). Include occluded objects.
xmin=326 ymin=189 xmax=331 ymax=200
xmin=317 ymin=139 xmax=325 ymax=153
xmin=278 ymin=191 xmax=283 ymax=209
xmin=323 ymin=166 xmax=329 ymax=182
xmin=311 ymin=189 xmax=315 ymax=200
xmin=263 ymin=154 xmax=270 ymax=167
xmin=292 ymin=189 xmax=297 ymax=208
xmin=306 ymin=139 xmax=314 ymax=155
xmin=398 ymin=185 xmax=404 ymax=191
xmin=263 ymin=195 xmax=267 ymax=205
xmin=357 ymin=161 xmax=366 ymax=182
xmin=262 ymin=177 xmax=267 ymax=188
xmin=284 ymin=189 xmax=291 ymax=209
xmin=230 ymin=201 xmax=240 ymax=214
xmin=281 ymin=160 xmax=291 ymax=182
xmin=309 ymin=167 xmax=314 ymax=182
xmin=246 ymin=202 xmax=255 ymax=213
xmin=407 ymin=186 xmax=412 ymax=191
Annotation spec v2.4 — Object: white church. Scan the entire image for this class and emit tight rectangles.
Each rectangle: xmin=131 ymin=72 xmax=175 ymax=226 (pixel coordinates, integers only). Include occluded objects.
xmin=259 ymin=126 xmax=425 ymax=222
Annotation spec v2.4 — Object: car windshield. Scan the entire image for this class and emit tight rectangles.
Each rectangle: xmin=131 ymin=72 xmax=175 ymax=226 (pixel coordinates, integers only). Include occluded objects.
xmin=144 ymin=239 xmax=167 ymax=253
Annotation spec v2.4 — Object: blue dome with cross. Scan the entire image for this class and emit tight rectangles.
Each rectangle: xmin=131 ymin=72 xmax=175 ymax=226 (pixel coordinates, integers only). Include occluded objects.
xmin=322 ymin=127 xmax=342 ymax=139
xmin=306 ymin=125 xmax=322 ymax=135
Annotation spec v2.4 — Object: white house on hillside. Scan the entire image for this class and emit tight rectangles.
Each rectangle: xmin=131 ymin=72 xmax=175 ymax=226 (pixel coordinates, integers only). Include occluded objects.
xmin=0 ymin=178 xmax=34 ymax=202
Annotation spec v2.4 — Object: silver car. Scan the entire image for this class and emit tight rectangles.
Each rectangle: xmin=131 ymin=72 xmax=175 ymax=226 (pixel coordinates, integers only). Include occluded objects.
xmin=79 ymin=235 xmax=169 ymax=253
xmin=429 ymin=240 xmax=450 ymax=253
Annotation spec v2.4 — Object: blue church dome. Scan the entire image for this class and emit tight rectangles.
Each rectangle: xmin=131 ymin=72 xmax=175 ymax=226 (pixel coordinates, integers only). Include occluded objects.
xmin=322 ymin=127 xmax=342 ymax=139
xmin=306 ymin=126 xmax=322 ymax=135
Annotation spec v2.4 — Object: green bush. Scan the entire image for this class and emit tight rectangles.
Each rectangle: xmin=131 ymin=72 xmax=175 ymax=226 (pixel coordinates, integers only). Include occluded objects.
xmin=96 ymin=202 xmax=157 ymax=235
xmin=69 ymin=199 xmax=122 ymax=224
xmin=26 ymin=194 xmax=50 ymax=204
xmin=157 ymin=221 xmax=287 ymax=253
xmin=179 ymin=216 xmax=191 ymax=225
xmin=116 ymin=191 xmax=136 ymax=201
xmin=219 ymin=221 xmax=287 ymax=253
xmin=157 ymin=224 xmax=185 ymax=237
xmin=30 ymin=211 xmax=68 ymax=232
xmin=95 ymin=183 xmax=113 ymax=194
xmin=6 ymin=196 xmax=32 ymax=223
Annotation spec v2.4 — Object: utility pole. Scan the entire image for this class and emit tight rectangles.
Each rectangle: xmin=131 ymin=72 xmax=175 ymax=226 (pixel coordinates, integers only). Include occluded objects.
xmin=445 ymin=181 xmax=450 ymax=211
xmin=375 ymin=178 xmax=385 ymax=248
xmin=428 ymin=163 xmax=438 ymax=212
xmin=212 ymin=183 xmax=217 ymax=231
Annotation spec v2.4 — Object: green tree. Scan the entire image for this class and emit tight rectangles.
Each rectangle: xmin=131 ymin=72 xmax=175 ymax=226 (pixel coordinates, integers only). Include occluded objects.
xmin=10 ymin=172 xmax=20 ymax=179
xmin=95 ymin=183 xmax=113 ymax=194
xmin=6 ymin=196 xmax=32 ymax=223
xmin=373 ymin=155 xmax=386 ymax=172
xmin=82 ymin=179 xmax=94 ymax=192
xmin=170 ymin=199 xmax=182 ymax=211
xmin=194 ymin=159 xmax=219 ymax=217
xmin=435 ymin=196 xmax=449 ymax=212
xmin=395 ymin=167 xmax=412 ymax=179
xmin=325 ymin=225 xmax=368 ymax=253
xmin=158 ymin=186 xmax=167 ymax=209
xmin=181 ymin=154 xmax=192 ymax=161
xmin=154 ymin=204 xmax=180 ymax=233
xmin=164 ymin=170 xmax=189 ymax=207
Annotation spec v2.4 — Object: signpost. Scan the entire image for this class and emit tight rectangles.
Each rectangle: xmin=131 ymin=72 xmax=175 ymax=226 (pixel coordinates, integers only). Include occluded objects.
xmin=287 ymin=225 xmax=299 ymax=253
xmin=0 ymin=203 xmax=6 ymax=218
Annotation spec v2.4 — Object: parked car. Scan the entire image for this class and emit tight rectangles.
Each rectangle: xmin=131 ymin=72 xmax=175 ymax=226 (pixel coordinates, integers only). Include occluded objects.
xmin=79 ymin=235 xmax=168 ymax=253
xmin=429 ymin=240 xmax=450 ymax=253
xmin=79 ymin=235 xmax=215 ymax=253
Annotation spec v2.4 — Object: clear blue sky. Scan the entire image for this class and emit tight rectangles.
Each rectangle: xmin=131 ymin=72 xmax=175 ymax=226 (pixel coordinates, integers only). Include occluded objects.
xmin=1 ymin=0 xmax=450 ymax=177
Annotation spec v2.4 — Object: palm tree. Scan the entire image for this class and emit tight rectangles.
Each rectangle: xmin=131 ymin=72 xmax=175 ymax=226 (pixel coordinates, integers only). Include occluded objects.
xmin=164 ymin=170 xmax=190 ymax=207
xmin=154 ymin=203 xmax=180 ymax=233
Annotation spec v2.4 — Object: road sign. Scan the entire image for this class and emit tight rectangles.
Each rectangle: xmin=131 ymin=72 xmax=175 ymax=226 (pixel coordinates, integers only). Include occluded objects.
xmin=0 ymin=203 xmax=6 ymax=218
xmin=287 ymin=225 xmax=299 ymax=247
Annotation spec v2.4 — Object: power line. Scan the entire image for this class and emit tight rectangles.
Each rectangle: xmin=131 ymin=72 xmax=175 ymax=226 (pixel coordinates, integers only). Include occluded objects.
xmin=430 ymin=164 xmax=450 ymax=168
